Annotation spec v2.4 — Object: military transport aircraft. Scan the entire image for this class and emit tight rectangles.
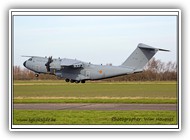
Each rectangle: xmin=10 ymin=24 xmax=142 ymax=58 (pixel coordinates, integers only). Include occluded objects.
xmin=23 ymin=43 xmax=169 ymax=83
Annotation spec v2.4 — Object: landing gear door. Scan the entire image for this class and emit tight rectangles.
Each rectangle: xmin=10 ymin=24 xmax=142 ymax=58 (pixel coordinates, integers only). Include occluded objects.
xmin=86 ymin=71 xmax=90 ymax=78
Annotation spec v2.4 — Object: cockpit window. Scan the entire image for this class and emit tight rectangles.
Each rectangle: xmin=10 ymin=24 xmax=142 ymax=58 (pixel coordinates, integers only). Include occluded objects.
xmin=28 ymin=58 xmax=32 ymax=61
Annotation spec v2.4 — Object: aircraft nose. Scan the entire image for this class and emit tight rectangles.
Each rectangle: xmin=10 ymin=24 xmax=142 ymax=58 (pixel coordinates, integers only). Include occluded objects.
xmin=23 ymin=61 xmax=27 ymax=67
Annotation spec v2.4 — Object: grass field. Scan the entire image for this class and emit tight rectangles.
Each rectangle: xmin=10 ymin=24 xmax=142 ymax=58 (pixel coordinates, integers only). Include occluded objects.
xmin=13 ymin=80 xmax=177 ymax=104
xmin=13 ymin=80 xmax=178 ymax=125
xmin=13 ymin=110 xmax=177 ymax=125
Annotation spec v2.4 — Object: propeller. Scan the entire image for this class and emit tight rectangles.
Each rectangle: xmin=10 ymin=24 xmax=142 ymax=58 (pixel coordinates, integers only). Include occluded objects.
xmin=45 ymin=56 xmax=53 ymax=72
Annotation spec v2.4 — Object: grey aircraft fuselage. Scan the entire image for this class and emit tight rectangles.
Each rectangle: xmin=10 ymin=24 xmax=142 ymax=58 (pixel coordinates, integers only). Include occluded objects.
xmin=23 ymin=43 xmax=169 ymax=83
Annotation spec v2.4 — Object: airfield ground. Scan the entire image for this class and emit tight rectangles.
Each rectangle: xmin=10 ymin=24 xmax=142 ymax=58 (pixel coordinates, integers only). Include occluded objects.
xmin=12 ymin=80 xmax=178 ymax=125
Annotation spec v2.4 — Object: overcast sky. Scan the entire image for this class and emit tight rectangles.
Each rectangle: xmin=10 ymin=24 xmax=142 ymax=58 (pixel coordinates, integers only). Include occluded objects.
xmin=13 ymin=15 xmax=177 ymax=67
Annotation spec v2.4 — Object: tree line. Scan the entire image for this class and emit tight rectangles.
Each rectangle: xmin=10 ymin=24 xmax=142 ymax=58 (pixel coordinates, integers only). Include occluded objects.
xmin=13 ymin=58 xmax=177 ymax=81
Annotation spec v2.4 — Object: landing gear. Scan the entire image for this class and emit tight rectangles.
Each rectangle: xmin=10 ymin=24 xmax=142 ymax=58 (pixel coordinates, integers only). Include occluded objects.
xmin=75 ymin=81 xmax=80 ymax=83
xmin=35 ymin=73 xmax=39 ymax=77
xmin=81 ymin=80 xmax=85 ymax=83
xmin=65 ymin=79 xmax=86 ymax=84
xmin=65 ymin=79 xmax=70 ymax=82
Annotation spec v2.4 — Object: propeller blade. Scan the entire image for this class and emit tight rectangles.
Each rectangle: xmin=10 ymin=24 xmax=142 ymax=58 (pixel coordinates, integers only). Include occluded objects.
xmin=45 ymin=56 xmax=53 ymax=72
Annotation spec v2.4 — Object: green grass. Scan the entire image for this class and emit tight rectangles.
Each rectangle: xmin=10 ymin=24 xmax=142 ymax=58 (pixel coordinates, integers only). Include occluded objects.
xmin=14 ymin=98 xmax=177 ymax=104
xmin=13 ymin=80 xmax=177 ymax=104
xmin=13 ymin=81 xmax=178 ymax=125
xmin=13 ymin=110 xmax=177 ymax=125
xmin=13 ymin=80 xmax=177 ymax=103
xmin=14 ymin=81 xmax=177 ymax=98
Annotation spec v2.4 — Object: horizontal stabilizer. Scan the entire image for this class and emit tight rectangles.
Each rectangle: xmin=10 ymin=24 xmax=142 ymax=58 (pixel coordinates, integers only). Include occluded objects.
xmin=158 ymin=48 xmax=170 ymax=52
xmin=138 ymin=43 xmax=170 ymax=52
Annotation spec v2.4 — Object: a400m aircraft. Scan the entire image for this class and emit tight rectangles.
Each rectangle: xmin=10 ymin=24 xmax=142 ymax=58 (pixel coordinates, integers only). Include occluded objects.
xmin=23 ymin=43 xmax=169 ymax=83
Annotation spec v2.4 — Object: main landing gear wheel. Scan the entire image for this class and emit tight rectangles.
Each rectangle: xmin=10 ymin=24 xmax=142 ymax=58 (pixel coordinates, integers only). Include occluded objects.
xmin=65 ymin=79 xmax=70 ymax=82
xmin=75 ymin=81 xmax=80 ymax=83
xmin=35 ymin=74 xmax=39 ymax=77
xmin=81 ymin=80 xmax=85 ymax=83
xmin=65 ymin=79 xmax=85 ymax=84
xmin=70 ymin=79 xmax=75 ymax=83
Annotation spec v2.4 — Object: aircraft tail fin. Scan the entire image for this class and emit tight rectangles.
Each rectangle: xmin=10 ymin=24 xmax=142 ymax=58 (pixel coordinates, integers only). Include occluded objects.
xmin=121 ymin=43 xmax=169 ymax=71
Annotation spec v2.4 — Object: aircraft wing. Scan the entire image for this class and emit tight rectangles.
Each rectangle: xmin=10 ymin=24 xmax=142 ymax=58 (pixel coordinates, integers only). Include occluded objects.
xmin=60 ymin=58 xmax=83 ymax=68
